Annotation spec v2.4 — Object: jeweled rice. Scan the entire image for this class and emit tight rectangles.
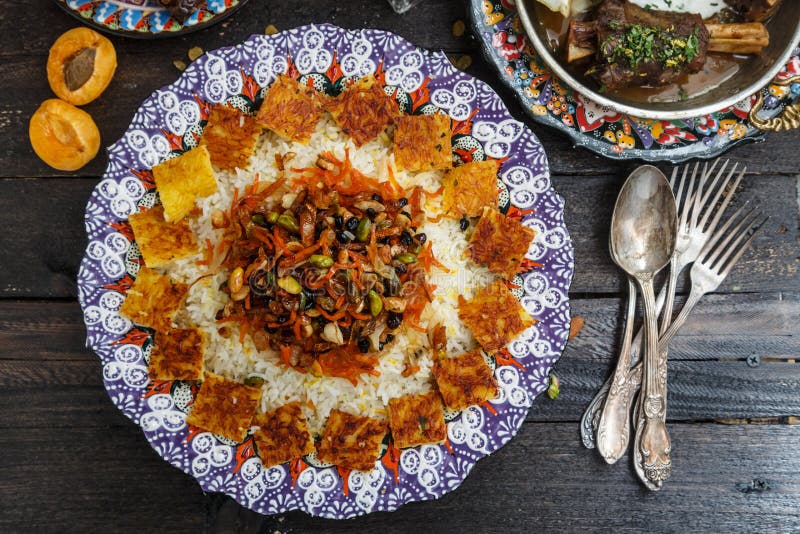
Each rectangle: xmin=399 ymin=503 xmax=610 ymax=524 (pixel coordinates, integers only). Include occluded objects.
xmin=166 ymin=115 xmax=497 ymax=434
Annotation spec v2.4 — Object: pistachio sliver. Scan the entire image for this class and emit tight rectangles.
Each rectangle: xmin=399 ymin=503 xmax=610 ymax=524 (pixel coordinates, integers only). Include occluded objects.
xmin=277 ymin=276 xmax=302 ymax=295
xmin=368 ymin=290 xmax=383 ymax=317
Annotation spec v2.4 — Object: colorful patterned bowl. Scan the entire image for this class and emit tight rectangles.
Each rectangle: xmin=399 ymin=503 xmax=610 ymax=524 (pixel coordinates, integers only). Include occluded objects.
xmin=471 ymin=0 xmax=800 ymax=162
xmin=517 ymin=0 xmax=800 ymax=120
xmin=78 ymin=24 xmax=575 ymax=517
xmin=55 ymin=0 xmax=249 ymax=38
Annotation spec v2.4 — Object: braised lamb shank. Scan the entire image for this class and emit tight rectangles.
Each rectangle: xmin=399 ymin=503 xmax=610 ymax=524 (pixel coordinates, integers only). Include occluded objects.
xmin=589 ymin=0 xmax=710 ymax=90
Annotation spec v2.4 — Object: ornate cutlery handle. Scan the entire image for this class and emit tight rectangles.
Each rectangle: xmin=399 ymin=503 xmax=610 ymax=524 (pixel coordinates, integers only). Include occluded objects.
xmin=595 ymin=278 xmax=637 ymax=463
xmin=633 ymin=274 xmax=671 ymax=490
xmin=580 ymin=281 xmax=670 ymax=450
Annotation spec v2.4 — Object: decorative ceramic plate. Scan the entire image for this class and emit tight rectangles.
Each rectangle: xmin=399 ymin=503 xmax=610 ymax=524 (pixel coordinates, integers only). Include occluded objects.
xmin=470 ymin=0 xmax=800 ymax=163
xmin=77 ymin=24 xmax=574 ymax=518
xmin=55 ymin=0 xmax=249 ymax=38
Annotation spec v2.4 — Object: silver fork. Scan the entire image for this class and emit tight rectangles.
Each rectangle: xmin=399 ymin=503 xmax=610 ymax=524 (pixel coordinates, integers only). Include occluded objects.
xmin=583 ymin=160 xmax=745 ymax=460
xmin=632 ymin=204 xmax=768 ymax=489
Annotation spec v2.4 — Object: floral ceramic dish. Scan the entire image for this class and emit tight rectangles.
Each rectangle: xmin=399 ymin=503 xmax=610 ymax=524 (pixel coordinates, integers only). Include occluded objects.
xmin=55 ymin=0 xmax=249 ymax=38
xmin=470 ymin=0 xmax=800 ymax=162
xmin=77 ymin=24 xmax=574 ymax=517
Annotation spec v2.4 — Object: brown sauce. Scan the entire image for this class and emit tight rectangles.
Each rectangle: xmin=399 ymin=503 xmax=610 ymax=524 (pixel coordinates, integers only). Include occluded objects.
xmin=532 ymin=4 xmax=753 ymax=104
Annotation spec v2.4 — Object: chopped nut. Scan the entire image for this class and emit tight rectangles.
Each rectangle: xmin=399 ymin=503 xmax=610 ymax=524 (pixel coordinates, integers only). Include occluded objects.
xmin=265 ymin=24 xmax=279 ymax=35
xmin=547 ymin=373 xmax=560 ymax=400
xmin=211 ymin=209 xmax=228 ymax=229
xmin=188 ymin=46 xmax=204 ymax=61
xmin=384 ymin=297 xmax=406 ymax=313
xmin=322 ymin=322 xmax=344 ymax=344
xmin=451 ymin=54 xmax=472 ymax=71
xmin=316 ymin=155 xmax=336 ymax=171
xmin=173 ymin=59 xmax=187 ymax=71
xmin=452 ymin=20 xmax=466 ymax=37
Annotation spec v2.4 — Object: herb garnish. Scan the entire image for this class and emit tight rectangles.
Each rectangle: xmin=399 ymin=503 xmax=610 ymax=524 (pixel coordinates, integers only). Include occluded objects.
xmin=601 ymin=23 xmax=700 ymax=71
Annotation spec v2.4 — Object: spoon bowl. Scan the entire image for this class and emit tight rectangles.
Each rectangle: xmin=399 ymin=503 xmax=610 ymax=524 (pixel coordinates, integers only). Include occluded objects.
xmin=610 ymin=166 xmax=677 ymax=275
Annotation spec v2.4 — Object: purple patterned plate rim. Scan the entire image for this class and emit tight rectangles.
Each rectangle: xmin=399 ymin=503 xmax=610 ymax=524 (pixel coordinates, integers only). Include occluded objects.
xmin=78 ymin=23 xmax=575 ymax=518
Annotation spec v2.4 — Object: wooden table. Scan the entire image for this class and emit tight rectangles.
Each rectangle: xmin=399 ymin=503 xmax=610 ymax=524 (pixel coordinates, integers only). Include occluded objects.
xmin=2 ymin=1 xmax=799 ymax=531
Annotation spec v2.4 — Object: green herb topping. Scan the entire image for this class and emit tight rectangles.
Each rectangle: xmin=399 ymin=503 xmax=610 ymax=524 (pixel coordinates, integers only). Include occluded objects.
xmin=601 ymin=24 xmax=700 ymax=71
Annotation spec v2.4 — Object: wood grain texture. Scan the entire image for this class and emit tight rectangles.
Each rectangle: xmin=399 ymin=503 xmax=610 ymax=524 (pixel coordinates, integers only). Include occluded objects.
xmin=1 ymin=174 xmax=796 ymax=298
xmin=2 ymin=420 xmax=799 ymax=532
xmin=1 ymin=295 xmax=797 ymax=425
xmin=3 ymin=1 xmax=800 ymax=178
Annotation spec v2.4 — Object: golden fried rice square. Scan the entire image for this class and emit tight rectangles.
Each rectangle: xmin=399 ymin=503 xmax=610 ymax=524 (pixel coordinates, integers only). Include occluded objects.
xmin=442 ymin=160 xmax=498 ymax=217
xmin=316 ymin=409 xmax=387 ymax=471
xmin=459 ymin=279 xmax=536 ymax=351
xmin=128 ymin=205 xmax=198 ymax=268
xmin=148 ymin=327 xmax=206 ymax=381
xmin=185 ymin=372 xmax=262 ymax=442
xmin=256 ymin=75 xmax=324 ymax=143
xmin=200 ymin=104 xmax=262 ymax=170
xmin=388 ymin=391 xmax=447 ymax=448
xmin=253 ymin=402 xmax=315 ymax=468
xmin=468 ymin=206 xmax=536 ymax=279
xmin=394 ymin=113 xmax=452 ymax=172
xmin=152 ymin=145 xmax=218 ymax=222
xmin=119 ymin=266 xmax=189 ymax=331
xmin=325 ymin=75 xmax=398 ymax=146
xmin=433 ymin=350 xmax=499 ymax=411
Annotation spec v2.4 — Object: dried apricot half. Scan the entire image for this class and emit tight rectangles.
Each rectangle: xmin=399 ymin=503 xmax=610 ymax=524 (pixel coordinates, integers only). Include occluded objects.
xmin=29 ymin=99 xmax=100 ymax=171
xmin=47 ymin=27 xmax=117 ymax=106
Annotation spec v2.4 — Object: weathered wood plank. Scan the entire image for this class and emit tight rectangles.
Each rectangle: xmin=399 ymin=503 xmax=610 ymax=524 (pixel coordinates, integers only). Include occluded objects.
xmin=566 ymin=292 xmax=800 ymax=362
xmin=558 ymin=173 xmax=800 ymax=294
xmin=3 ymin=422 xmax=799 ymax=532
xmin=1 ymin=293 xmax=798 ymax=425
xmin=0 ymin=178 xmax=92 ymax=297
xmin=1 ymin=173 xmax=796 ymax=298
xmin=5 ymin=0 xmax=474 ymax=58
xmin=0 ymin=302 xmax=89 ymax=360
xmin=3 ymin=2 xmax=800 ymax=178
xmin=0 ymin=423 xmax=206 ymax=532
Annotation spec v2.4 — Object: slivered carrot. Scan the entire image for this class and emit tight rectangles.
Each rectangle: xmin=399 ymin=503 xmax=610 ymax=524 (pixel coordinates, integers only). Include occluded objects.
xmin=238 ymin=319 xmax=249 ymax=343
xmin=316 ymin=306 xmax=346 ymax=321
xmin=401 ymin=364 xmax=420 ymax=377
xmin=293 ymin=317 xmax=303 ymax=341
xmin=350 ymin=309 xmax=372 ymax=321
xmin=387 ymin=164 xmax=402 ymax=195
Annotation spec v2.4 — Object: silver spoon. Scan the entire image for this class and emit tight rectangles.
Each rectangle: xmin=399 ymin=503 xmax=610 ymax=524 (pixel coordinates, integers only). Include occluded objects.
xmin=609 ymin=166 xmax=677 ymax=491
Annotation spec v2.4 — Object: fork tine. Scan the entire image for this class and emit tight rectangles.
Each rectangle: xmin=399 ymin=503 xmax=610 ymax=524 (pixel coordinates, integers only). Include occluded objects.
xmin=699 ymin=161 xmax=738 ymax=225
xmin=705 ymin=207 xmax=760 ymax=270
xmin=698 ymin=203 xmax=752 ymax=264
xmin=702 ymin=167 xmax=745 ymax=235
xmin=703 ymin=158 xmax=721 ymax=182
xmin=674 ymin=164 xmax=689 ymax=227
xmin=710 ymin=211 xmax=761 ymax=272
xmin=687 ymin=162 xmax=701 ymax=230
xmin=718 ymin=216 xmax=768 ymax=278
xmin=699 ymin=159 xmax=730 ymax=206
xmin=698 ymin=163 xmax=744 ymax=232
xmin=669 ymin=166 xmax=678 ymax=189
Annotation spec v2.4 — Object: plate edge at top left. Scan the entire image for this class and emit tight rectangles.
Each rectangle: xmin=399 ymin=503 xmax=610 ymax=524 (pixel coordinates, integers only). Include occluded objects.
xmin=53 ymin=0 xmax=250 ymax=39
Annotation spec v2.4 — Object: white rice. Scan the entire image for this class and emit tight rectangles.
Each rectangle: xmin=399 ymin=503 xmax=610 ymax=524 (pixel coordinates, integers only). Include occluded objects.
xmin=167 ymin=115 xmax=498 ymax=434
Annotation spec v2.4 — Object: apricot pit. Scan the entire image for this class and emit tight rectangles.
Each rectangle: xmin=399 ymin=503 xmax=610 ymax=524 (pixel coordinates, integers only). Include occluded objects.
xmin=47 ymin=27 xmax=117 ymax=106
xmin=29 ymin=99 xmax=101 ymax=171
